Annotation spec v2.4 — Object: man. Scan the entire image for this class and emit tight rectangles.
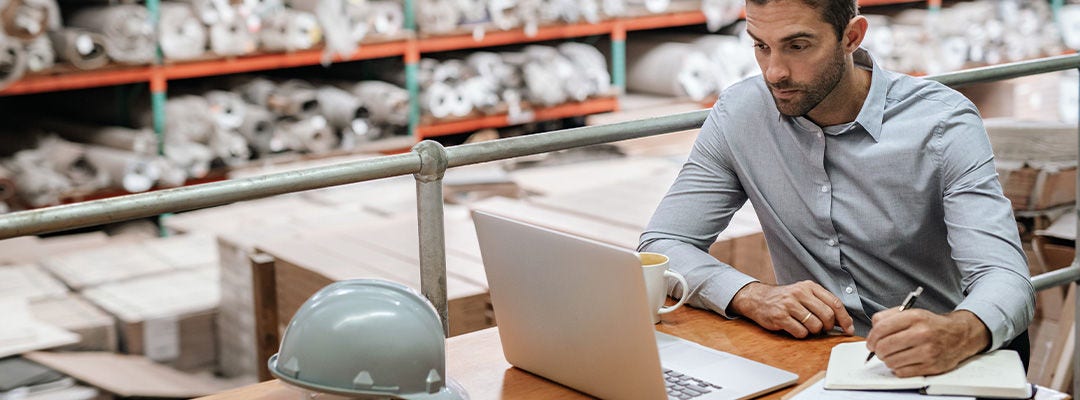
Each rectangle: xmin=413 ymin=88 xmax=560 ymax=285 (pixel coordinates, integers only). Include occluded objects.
xmin=639 ymin=0 xmax=1035 ymax=377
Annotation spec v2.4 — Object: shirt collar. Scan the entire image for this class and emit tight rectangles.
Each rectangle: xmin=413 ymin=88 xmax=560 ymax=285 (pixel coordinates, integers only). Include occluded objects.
xmin=849 ymin=48 xmax=885 ymax=142
xmin=779 ymin=48 xmax=887 ymax=142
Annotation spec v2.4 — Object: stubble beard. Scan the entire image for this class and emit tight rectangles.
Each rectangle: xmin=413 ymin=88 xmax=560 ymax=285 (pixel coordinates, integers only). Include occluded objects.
xmin=768 ymin=45 xmax=847 ymax=117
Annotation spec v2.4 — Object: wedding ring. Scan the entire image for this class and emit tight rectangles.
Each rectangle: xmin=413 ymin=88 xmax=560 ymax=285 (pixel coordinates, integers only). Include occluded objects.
xmin=800 ymin=312 xmax=812 ymax=324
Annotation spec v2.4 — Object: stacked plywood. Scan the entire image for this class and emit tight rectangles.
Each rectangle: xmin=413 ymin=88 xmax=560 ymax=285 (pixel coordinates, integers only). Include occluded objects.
xmin=262 ymin=206 xmax=492 ymax=338
xmin=81 ymin=268 xmax=219 ymax=371
xmin=0 ymin=231 xmax=110 ymax=266
xmin=164 ymin=195 xmax=385 ymax=378
xmin=29 ymin=294 xmax=118 ymax=352
xmin=985 ymin=119 xmax=1078 ymax=212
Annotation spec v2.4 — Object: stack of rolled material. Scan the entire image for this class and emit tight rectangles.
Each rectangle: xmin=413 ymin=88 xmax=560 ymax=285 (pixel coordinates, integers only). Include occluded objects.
xmin=701 ymin=0 xmax=741 ymax=32
xmin=349 ymin=80 xmax=409 ymax=127
xmin=288 ymin=0 xmax=360 ymax=60
xmin=0 ymin=34 xmax=28 ymax=89
xmin=258 ymin=8 xmax=321 ymax=52
xmin=3 ymin=150 xmax=72 ymax=208
xmin=415 ymin=0 xmax=459 ymax=34
xmin=366 ymin=1 xmax=404 ymax=36
xmin=159 ymin=2 xmax=209 ymax=61
xmin=1 ymin=0 xmax=59 ymax=40
xmin=66 ymin=4 xmax=155 ymax=64
xmin=316 ymin=85 xmax=375 ymax=145
xmin=31 ymin=119 xmax=159 ymax=156
xmin=47 ymin=28 xmax=108 ymax=70
xmin=621 ymin=32 xmax=755 ymax=101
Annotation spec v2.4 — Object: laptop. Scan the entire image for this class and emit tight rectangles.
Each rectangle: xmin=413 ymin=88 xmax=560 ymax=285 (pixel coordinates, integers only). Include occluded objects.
xmin=471 ymin=209 xmax=799 ymax=400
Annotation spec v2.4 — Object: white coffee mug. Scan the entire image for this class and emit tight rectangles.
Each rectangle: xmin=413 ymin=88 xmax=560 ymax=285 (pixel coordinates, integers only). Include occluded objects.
xmin=639 ymin=252 xmax=688 ymax=324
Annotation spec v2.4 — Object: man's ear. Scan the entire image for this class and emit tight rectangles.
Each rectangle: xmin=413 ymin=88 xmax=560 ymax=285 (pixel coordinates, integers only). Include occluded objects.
xmin=843 ymin=16 xmax=869 ymax=52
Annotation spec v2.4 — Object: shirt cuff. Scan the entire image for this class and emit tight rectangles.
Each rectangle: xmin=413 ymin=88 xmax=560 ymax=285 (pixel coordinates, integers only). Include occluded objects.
xmin=954 ymin=298 xmax=1012 ymax=352
xmin=641 ymin=238 xmax=759 ymax=318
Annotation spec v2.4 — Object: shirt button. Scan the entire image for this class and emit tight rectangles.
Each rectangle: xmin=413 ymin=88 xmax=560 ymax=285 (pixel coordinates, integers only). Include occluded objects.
xmin=820 ymin=185 xmax=829 ymax=193
xmin=826 ymin=238 xmax=837 ymax=247
xmin=845 ymin=286 xmax=854 ymax=294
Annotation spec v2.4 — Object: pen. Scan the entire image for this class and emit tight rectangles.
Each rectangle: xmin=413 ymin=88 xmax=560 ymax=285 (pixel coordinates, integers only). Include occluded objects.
xmin=865 ymin=286 xmax=923 ymax=363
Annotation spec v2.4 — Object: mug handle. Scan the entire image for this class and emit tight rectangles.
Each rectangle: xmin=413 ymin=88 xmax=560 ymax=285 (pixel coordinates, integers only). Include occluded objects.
xmin=657 ymin=269 xmax=688 ymax=315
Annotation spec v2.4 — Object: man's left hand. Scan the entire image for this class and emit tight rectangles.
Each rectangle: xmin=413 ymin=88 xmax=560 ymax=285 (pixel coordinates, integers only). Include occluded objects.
xmin=865 ymin=309 xmax=990 ymax=377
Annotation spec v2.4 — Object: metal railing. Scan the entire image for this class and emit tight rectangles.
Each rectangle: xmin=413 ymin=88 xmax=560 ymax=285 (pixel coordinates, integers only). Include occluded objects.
xmin=1 ymin=54 xmax=1079 ymax=395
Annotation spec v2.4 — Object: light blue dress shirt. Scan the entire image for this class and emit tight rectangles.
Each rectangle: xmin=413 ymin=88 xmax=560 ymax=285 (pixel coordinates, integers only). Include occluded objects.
xmin=640 ymin=49 xmax=1034 ymax=350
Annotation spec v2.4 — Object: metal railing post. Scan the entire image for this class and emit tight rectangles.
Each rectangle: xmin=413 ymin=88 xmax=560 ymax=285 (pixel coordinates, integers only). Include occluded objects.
xmin=413 ymin=140 xmax=450 ymax=336
xmin=1074 ymin=66 xmax=1079 ymax=398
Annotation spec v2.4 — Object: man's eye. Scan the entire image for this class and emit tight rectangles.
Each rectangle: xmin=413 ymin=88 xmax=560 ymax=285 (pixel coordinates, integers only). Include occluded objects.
xmin=790 ymin=43 xmax=808 ymax=51
xmin=754 ymin=43 xmax=768 ymax=51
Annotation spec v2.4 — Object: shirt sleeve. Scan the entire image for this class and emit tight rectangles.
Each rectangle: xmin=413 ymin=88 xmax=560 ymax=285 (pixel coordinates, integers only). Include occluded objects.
xmin=934 ymin=101 xmax=1036 ymax=351
xmin=638 ymin=101 xmax=756 ymax=318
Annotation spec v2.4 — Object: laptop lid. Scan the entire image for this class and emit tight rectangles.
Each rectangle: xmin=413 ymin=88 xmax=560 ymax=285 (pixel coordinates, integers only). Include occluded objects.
xmin=472 ymin=209 xmax=668 ymax=399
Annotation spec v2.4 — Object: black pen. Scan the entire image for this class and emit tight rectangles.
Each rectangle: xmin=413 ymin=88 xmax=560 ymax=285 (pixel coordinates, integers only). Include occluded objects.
xmin=866 ymin=286 xmax=923 ymax=363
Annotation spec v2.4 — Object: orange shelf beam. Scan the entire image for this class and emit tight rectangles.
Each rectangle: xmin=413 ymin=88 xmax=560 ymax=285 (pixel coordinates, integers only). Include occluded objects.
xmin=164 ymin=41 xmax=409 ymax=80
xmin=416 ymin=96 xmax=619 ymax=138
xmin=418 ymin=11 xmax=707 ymax=53
xmin=0 ymin=67 xmax=152 ymax=96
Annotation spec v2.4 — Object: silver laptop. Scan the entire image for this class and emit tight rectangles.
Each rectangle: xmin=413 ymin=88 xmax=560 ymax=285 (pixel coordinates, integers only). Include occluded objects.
xmin=472 ymin=209 xmax=798 ymax=400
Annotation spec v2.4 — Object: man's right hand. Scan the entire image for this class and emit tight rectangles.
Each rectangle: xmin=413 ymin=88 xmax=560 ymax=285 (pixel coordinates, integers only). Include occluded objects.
xmin=729 ymin=281 xmax=855 ymax=338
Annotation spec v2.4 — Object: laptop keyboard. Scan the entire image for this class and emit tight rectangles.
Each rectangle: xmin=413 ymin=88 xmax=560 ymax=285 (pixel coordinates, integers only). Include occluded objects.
xmin=664 ymin=368 xmax=723 ymax=399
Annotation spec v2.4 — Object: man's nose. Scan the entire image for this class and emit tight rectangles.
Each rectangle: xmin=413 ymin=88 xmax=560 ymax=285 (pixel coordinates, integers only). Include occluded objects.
xmin=764 ymin=56 xmax=790 ymax=85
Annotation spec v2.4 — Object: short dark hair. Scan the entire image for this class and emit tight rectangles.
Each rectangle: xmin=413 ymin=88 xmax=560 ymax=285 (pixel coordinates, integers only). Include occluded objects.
xmin=747 ymin=0 xmax=859 ymax=41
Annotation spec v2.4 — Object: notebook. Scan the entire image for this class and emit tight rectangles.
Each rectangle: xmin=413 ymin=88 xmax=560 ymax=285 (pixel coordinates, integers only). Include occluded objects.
xmin=824 ymin=341 xmax=1032 ymax=399
xmin=472 ymin=209 xmax=798 ymax=399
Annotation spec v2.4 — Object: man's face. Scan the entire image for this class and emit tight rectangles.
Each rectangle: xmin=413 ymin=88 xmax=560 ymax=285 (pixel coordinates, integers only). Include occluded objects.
xmin=745 ymin=0 xmax=847 ymax=117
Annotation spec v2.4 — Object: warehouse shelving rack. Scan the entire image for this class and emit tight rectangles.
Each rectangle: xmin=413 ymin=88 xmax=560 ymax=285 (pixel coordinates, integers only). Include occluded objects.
xmin=0 ymin=0 xmax=935 ymax=138
xmin=0 ymin=0 xmax=1036 ymax=206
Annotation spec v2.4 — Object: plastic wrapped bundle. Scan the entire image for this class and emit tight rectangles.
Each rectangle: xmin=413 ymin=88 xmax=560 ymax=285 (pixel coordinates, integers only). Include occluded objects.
xmin=1 ymin=0 xmax=60 ymax=40
xmin=4 ymin=151 xmax=72 ymax=207
xmin=315 ymin=85 xmax=373 ymax=142
xmin=81 ymin=144 xmax=164 ymax=193
xmin=203 ymin=90 xmax=246 ymax=131
xmin=163 ymin=139 xmax=214 ymax=179
xmin=289 ymin=0 xmax=359 ymax=60
xmin=207 ymin=129 xmax=250 ymax=166
xmin=273 ymin=116 xmax=336 ymax=153
xmin=36 ymin=136 xmax=110 ymax=193
xmin=624 ymin=38 xmax=717 ymax=101
xmin=416 ymin=0 xmax=459 ymax=34
xmin=47 ymin=28 xmax=108 ymax=70
xmin=0 ymin=36 xmax=27 ymax=90
xmin=701 ymin=0 xmax=740 ymax=32
xmin=367 ymin=1 xmax=404 ymax=36
xmin=350 ymin=80 xmax=409 ymax=126
xmin=557 ymin=42 xmax=611 ymax=98
xmin=455 ymin=0 xmax=487 ymax=24
xmin=32 ymin=119 xmax=158 ymax=155
xmin=23 ymin=35 xmax=52 ymax=71
xmin=207 ymin=5 xmax=256 ymax=56
xmin=159 ymin=2 xmax=208 ymax=61
xmin=259 ymin=8 xmax=322 ymax=52
xmin=237 ymin=103 xmax=276 ymax=155
xmin=66 ymin=4 xmax=156 ymax=64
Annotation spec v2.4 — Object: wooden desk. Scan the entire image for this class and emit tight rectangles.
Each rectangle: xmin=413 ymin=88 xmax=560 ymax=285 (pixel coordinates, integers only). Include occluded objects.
xmin=198 ymin=306 xmax=860 ymax=400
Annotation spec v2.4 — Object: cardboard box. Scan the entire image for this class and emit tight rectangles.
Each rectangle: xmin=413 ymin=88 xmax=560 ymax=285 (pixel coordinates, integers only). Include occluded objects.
xmin=81 ymin=269 xmax=219 ymax=371
xmin=30 ymin=294 xmax=118 ymax=352
xmin=261 ymin=210 xmax=492 ymax=339
xmin=998 ymin=164 xmax=1076 ymax=211
xmin=985 ymin=119 xmax=1078 ymax=211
